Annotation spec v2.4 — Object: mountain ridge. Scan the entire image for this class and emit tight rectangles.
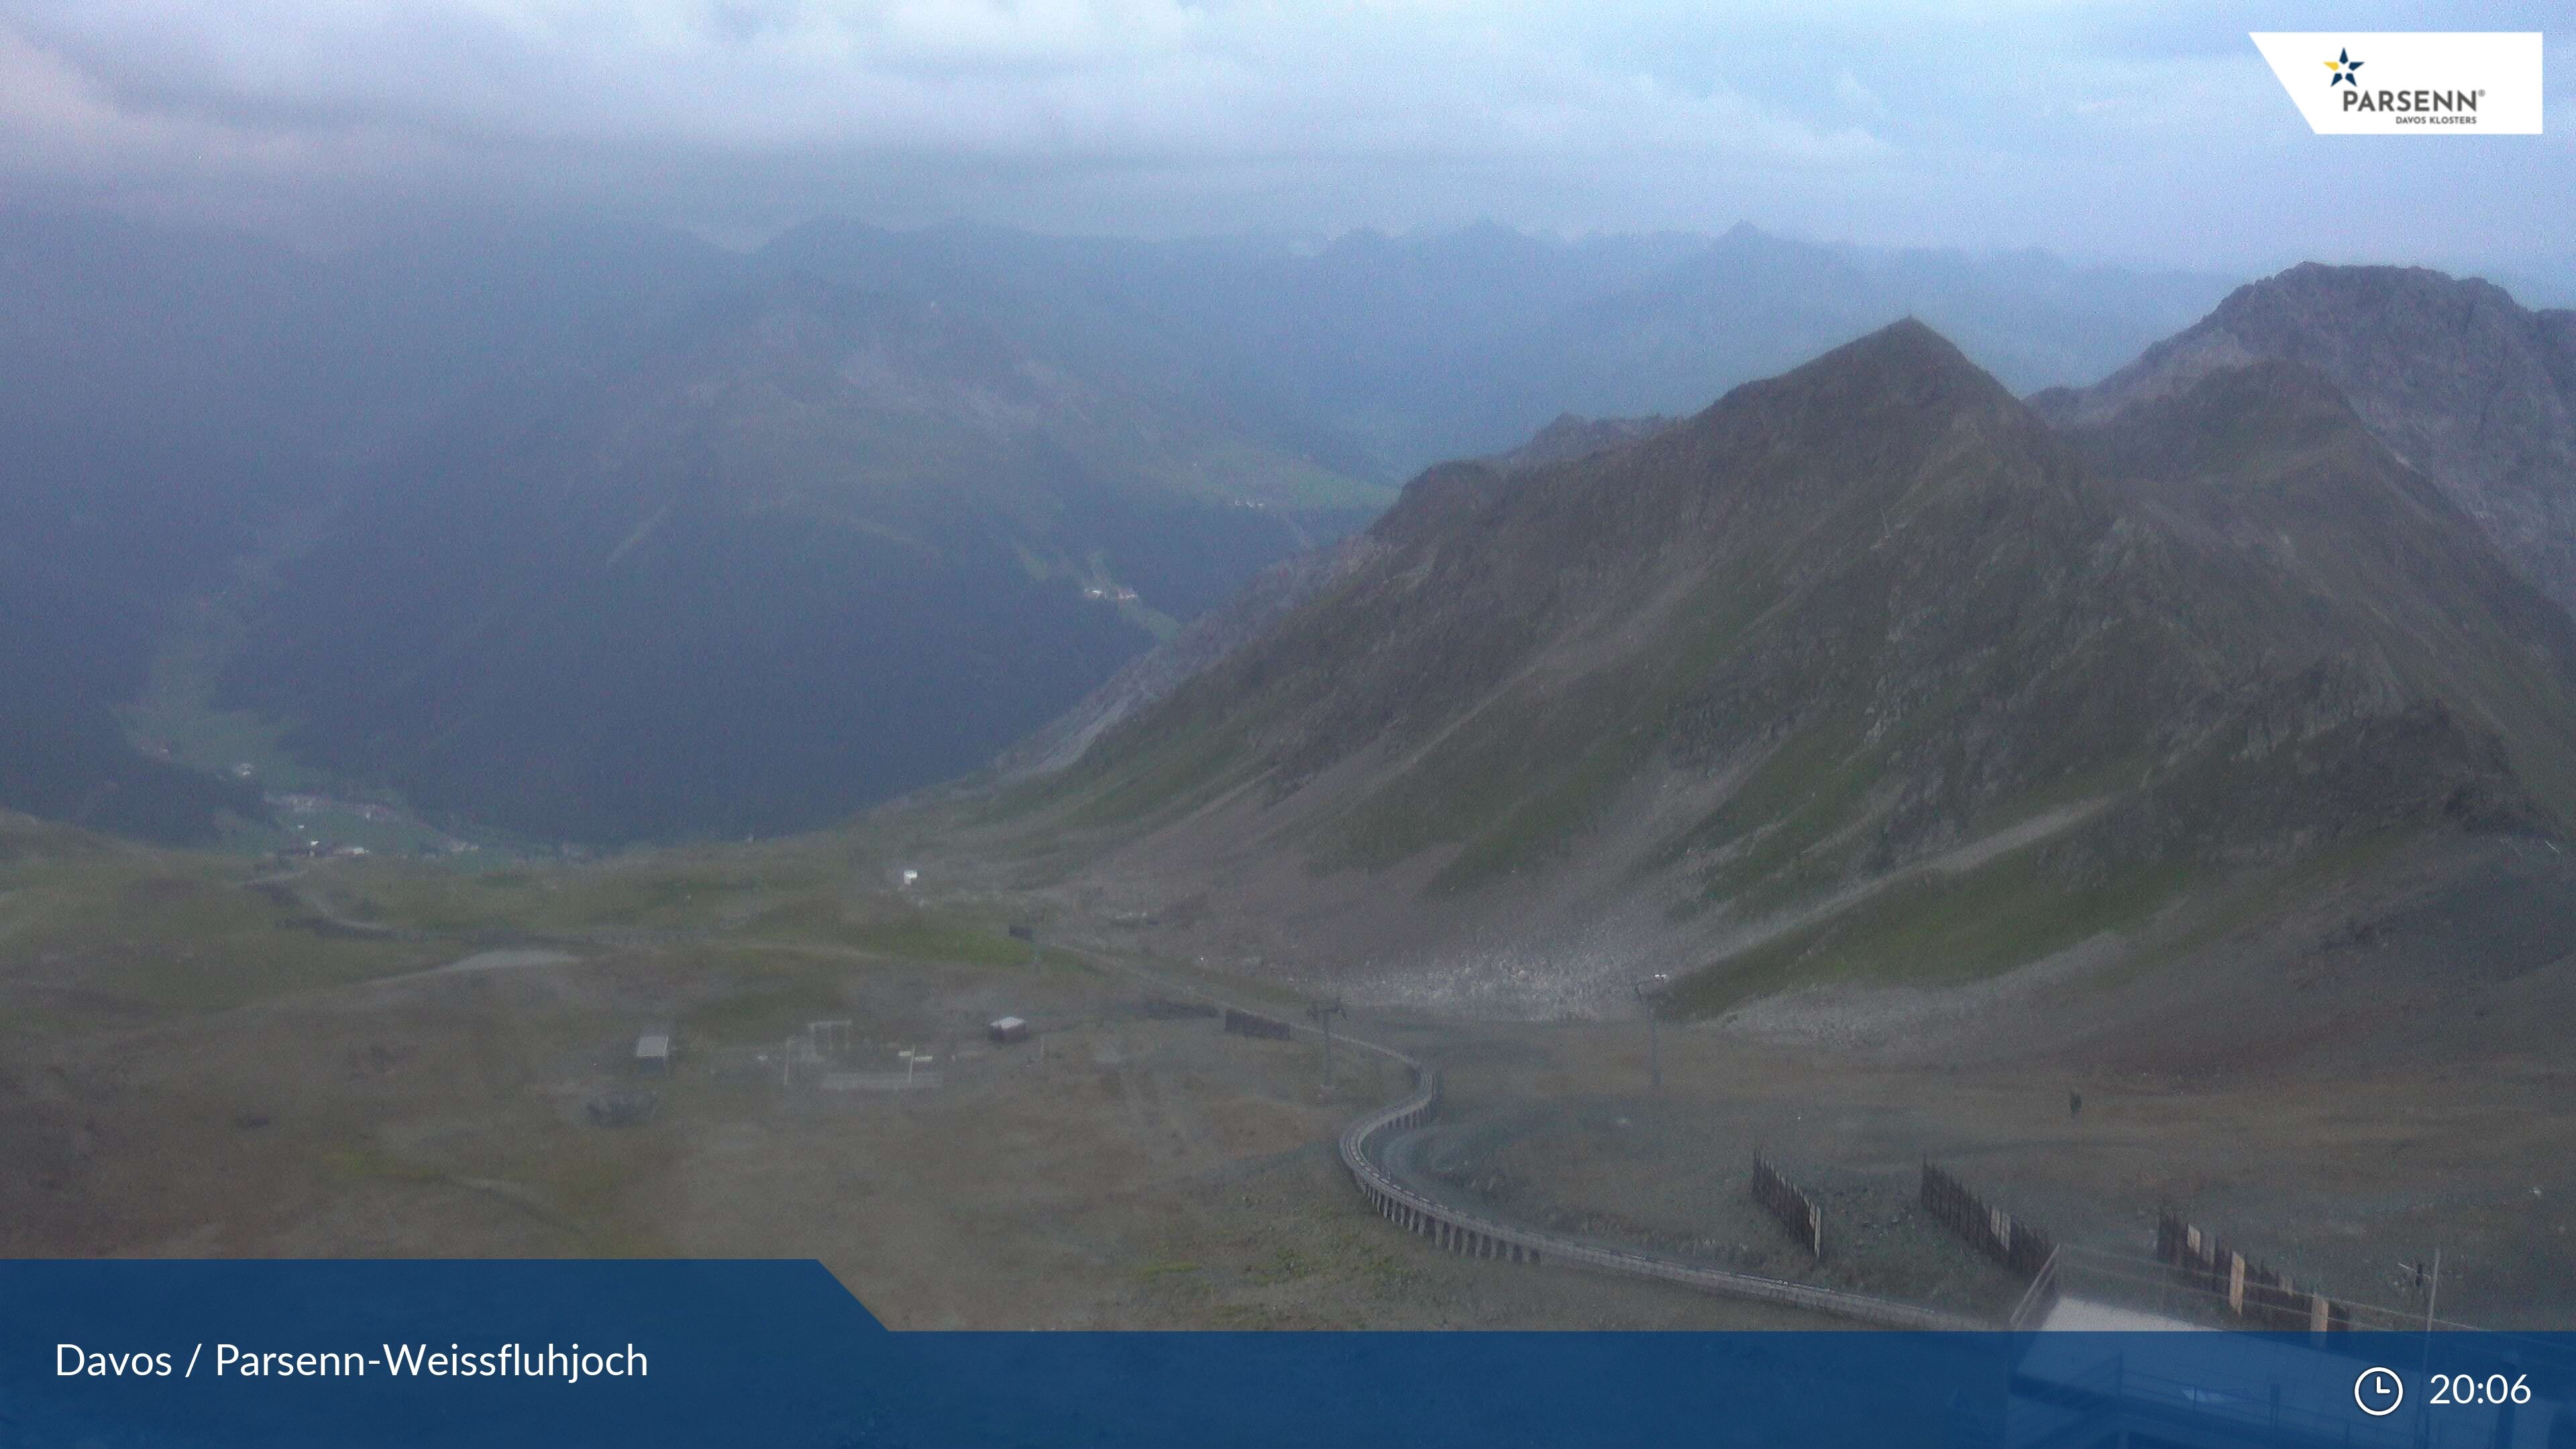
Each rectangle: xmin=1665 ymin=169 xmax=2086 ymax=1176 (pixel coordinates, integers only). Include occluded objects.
xmin=998 ymin=318 xmax=2576 ymax=1018
xmin=2037 ymin=262 xmax=2576 ymax=623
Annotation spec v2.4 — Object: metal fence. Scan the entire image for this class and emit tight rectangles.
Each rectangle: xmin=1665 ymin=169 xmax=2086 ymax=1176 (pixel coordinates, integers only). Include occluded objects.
xmin=1751 ymin=1155 xmax=1824 ymax=1260
xmin=2157 ymin=1210 xmax=2355 ymax=1332
xmin=1919 ymin=1161 xmax=2055 ymax=1281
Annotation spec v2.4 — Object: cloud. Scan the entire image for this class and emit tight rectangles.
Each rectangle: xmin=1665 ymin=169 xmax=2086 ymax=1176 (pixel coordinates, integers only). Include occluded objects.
xmin=0 ymin=1 xmax=2565 ymax=268
xmin=0 ymin=19 xmax=431 ymax=191
xmin=4 ymin=3 xmax=1885 ymax=166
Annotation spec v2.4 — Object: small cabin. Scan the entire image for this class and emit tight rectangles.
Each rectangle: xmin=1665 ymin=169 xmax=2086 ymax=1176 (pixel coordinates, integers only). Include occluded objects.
xmin=987 ymin=1017 xmax=1029 ymax=1045
xmin=634 ymin=1032 xmax=672 ymax=1074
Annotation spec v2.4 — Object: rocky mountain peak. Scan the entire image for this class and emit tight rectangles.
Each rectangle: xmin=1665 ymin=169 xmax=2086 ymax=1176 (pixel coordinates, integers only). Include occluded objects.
xmin=2048 ymin=262 xmax=2576 ymax=620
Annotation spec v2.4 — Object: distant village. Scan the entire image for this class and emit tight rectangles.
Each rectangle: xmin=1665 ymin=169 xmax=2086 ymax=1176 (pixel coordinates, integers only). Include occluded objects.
xmin=262 ymin=788 xmax=482 ymax=863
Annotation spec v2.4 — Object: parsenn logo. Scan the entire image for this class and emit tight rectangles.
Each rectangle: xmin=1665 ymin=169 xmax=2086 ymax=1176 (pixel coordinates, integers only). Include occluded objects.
xmin=2252 ymin=33 xmax=2542 ymax=134
xmin=2324 ymin=43 xmax=2476 ymax=119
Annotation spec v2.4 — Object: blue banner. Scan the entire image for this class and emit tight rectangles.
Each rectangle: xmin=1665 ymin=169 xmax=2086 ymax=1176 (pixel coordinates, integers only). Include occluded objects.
xmin=4 ymin=1260 xmax=2571 ymax=1446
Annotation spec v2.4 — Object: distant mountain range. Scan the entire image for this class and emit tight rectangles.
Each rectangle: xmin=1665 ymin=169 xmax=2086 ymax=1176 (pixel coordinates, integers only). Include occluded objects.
xmin=755 ymin=217 xmax=2241 ymax=480
xmin=3 ymin=207 xmax=2253 ymax=845
xmin=1002 ymin=276 xmax=2576 ymax=1018
xmin=222 ymin=273 xmax=1382 ymax=842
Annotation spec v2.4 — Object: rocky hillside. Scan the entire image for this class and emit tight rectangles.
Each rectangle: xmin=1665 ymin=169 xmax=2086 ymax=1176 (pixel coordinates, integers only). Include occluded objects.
xmin=2037 ymin=264 xmax=2576 ymax=623
xmin=993 ymin=533 xmax=1386 ymax=782
xmin=1488 ymin=413 xmax=1678 ymax=472
xmin=994 ymin=412 xmax=1677 ymax=782
xmin=1006 ymin=321 xmax=2576 ymax=1016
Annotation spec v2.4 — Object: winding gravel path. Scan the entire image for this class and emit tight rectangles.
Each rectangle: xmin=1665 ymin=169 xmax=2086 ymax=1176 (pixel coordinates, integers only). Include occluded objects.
xmin=1049 ymin=940 xmax=1987 ymax=1329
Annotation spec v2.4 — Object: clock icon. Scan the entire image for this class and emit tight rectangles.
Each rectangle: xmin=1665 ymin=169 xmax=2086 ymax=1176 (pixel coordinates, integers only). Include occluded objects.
xmin=2356 ymin=1366 xmax=2406 ymax=1417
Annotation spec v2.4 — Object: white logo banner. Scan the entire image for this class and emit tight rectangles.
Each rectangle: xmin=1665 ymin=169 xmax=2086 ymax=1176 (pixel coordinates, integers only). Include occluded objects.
xmin=2251 ymin=32 xmax=2542 ymax=134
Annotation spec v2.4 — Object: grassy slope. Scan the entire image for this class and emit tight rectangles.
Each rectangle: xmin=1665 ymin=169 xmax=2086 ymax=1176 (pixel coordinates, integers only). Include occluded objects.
xmin=0 ymin=811 xmax=1063 ymax=1055
xmin=0 ymin=816 xmax=428 ymax=1024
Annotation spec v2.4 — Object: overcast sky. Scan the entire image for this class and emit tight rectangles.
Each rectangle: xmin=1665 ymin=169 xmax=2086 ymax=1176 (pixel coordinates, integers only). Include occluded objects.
xmin=1 ymin=1 xmax=2569 ymax=272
